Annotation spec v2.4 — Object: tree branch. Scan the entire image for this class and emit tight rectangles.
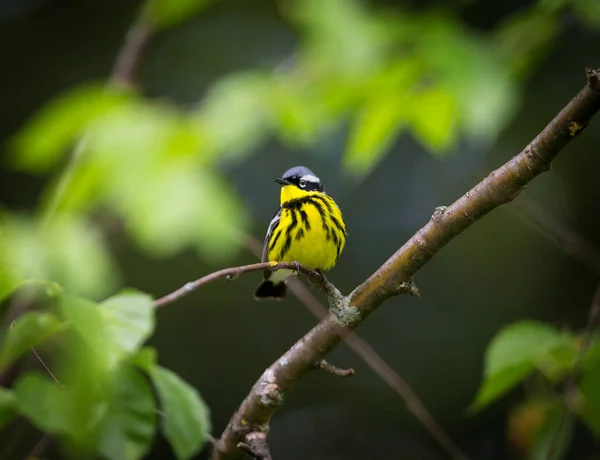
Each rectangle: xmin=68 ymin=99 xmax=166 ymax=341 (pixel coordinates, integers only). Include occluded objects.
xmin=110 ymin=19 xmax=154 ymax=88
xmin=243 ymin=235 xmax=468 ymax=459
xmin=312 ymin=359 xmax=355 ymax=378
xmin=237 ymin=432 xmax=272 ymax=460
xmin=210 ymin=69 xmax=600 ymax=459
xmin=154 ymin=261 xmax=321 ymax=308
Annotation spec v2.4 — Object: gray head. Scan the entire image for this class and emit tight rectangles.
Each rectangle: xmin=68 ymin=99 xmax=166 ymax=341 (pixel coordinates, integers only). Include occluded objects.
xmin=275 ymin=166 xmax=324 ymax=192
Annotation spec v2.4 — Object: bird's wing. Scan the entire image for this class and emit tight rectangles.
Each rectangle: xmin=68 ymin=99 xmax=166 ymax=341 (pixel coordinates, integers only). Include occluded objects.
xmin=261 ymin=208 xmax=281 ymax=263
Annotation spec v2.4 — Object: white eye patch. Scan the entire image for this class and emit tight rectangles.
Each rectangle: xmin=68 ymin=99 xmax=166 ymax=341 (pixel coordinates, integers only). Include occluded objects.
xmin=300 ymin=174 xmax=320 ymax=184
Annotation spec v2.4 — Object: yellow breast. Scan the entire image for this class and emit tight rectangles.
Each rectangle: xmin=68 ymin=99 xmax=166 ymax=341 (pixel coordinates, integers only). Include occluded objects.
xmin=267 ymin=189 xmax=346 ymax=271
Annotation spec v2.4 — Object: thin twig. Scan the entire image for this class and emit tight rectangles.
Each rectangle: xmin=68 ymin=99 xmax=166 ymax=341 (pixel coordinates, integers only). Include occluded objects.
xmin=25 ymin=434 xmax=51 ymax=460
xmin=313 ymin=360 xmax=355 ymax=378
xmin=154 ymin=261 xmax=320 ymax=308
xmin=21 ymin=335 xmax=62 ymax=460
xmin=211 ymin=70 xmax=600 ymax=460
xmin=30 ymin=348 xmax=61 ymax=386
xmin=110 ymin=19 xmax=154 ymax=87
xmin=512 ymin=197 xmax=600 ymax=275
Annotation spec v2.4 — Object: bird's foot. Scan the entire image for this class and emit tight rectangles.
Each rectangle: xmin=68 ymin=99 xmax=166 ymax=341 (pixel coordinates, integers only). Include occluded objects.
xmin=316 ymin=269 xmax=343 ymax=301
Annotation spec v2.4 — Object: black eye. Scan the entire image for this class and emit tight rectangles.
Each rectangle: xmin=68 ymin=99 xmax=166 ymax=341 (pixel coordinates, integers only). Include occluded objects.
xmin=299 ymin=179 xmax=306 ymax=188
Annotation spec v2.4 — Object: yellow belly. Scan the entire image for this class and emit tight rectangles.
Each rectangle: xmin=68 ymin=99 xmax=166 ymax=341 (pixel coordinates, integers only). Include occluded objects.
xmin=267 ymin=196 xmax=345 ymax=271
xmin=278 ymin=223 xmax=339 ymax=270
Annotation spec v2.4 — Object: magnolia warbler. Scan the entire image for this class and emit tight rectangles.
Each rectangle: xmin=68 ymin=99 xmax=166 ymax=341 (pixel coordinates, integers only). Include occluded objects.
xmin=254 ymin=166 xmax=347 ymax=300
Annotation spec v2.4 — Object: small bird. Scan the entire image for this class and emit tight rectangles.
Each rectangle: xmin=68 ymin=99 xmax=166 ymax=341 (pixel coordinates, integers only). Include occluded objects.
xmin=254 ymin=166 xmax=347 ymax=300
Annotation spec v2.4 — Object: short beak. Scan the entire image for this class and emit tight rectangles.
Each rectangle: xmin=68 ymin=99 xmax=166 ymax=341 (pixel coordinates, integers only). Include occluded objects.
xmin=275 ymin=178 xmax=291 ymax=186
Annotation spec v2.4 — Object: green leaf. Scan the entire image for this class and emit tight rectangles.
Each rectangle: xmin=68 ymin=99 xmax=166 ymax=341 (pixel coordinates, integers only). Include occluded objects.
xmin=195 ymin=73 xmax=273 ymax=160
xmin=471 ymin=362 xmax=532 ymax=411
xmin=471 ymin=321 xmax=568 ymax=410
xmin=291 ymin=0 xmax=390 ymax=76
xmin=151 ymin=366 xmax=211 ymax=460
xmin=58 ymin=294 xmax=108 ymax=357
xmin=344 ymin=61 xmax=419 ymax=174
xmin=99 ymin=291 xmax=155 ymax=358
xmin=0 ymin=387 xmax=17 ymax=430
xmin=508 ymin=398 xmax=573 ymax=460
xmin=10 ymin=85 xmax=130 ymax=173
xmin=529 ymin=403 xmax=573 ymax=460
xmin=129 ymin=347 xmax=157 ymax=372
xmin=0 ymin=312 xmax=65 ymax=372
xmin=495 ymin=10 xmax=558 ymax=78
xmin=14 ymin=373 xmax=73 ymax=434
xmin=0 ymin=216 xmax=46 ymax=295
xmin=419 ymin=14 xmax=518 ymax=142
xmin=0 ymin=280 xmax=20 ymax=305
xmin=573 ymin=0 xmax=600 ymax=29
xmin=267 ymin=76 xmax=329 ymax=146
xmin=579 ymin=342 xmax=600 ymax=435
xmin=536 ymin=339 xmax=579 ymax=383
xmin=583 ymin=338 xmax=600 ymax=366
xmin=0 ymin=248 xmax=23 ymax=304
xmin=486 ymin=321 xmax=566 ymax=376
xmin=115 ymin=161 xmax=247 ymax=261
xmin=59 ymin=291 xmax=155 ymax=367
xmin=0 ymin=214 xmax=117 ymax=300
xmin=54 ymin=99 xmax=202 ymax=218
xmin=408 ymin=86 xmax=458 ymax=155
xmin=144 ymin=0 xmax=216 ymax=30
xmin=45 ymin=216 xmax=118 ymax=298
xmin=98 ymin=365 xmax=157 ymax=460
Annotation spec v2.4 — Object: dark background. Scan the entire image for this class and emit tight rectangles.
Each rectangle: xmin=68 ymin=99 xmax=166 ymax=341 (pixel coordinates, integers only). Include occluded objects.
xmin=1 ymin=0 xmax=599 ymax=459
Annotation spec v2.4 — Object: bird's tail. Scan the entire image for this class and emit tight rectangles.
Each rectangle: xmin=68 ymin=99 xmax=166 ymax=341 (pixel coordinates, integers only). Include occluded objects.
xmin=254 ymin=280 xmax=287 ymax=300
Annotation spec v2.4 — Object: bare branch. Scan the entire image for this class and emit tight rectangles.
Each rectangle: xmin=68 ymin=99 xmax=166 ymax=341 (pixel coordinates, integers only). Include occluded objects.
xmin=110 ymin=19 xmax=154 ymax=88
xmin=154 ymin=261 xmax=321 ymax=308
xmin=287 ymin=277 xmax=468 ymax=460
xmin=211 ymin=69 xmax=600 ymax=460
xmin=26 ymin=434 xmax=52 ymax=460
xmin=237 ymin=432 xmax=272 ymax=460
xmin=312 ymin=360 xmax=355 ymax=378
xmin=244 ymin=235 xmax=468 ymax=459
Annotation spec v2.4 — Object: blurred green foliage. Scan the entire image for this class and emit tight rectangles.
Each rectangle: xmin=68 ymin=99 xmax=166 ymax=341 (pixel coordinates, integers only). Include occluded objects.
xmin=472 ymin=321 xmax=576 ymax=410
xmin=0 ymin=290 xmax=210 ymax=459
xmin=0 ymin=311 xmax=66 ymax=372
xmin=1 ymin=0 xmax=600 ymax=458
xmin=507 ymin=397 xmax=574 ymax=460
xmin=580 ymin=340 xmax=600 ymax=433
xmin=472 ymin=320 xmax=600 ymax=457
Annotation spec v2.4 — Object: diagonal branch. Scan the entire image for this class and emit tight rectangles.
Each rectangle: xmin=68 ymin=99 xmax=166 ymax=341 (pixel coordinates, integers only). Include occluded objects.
xmin=245 ymin=235 xmax=469 ymax=460
xmin=211 ymin=69 xmax=600 ymax=460
xmin=110 ymin=19 xmax=154 ymax=87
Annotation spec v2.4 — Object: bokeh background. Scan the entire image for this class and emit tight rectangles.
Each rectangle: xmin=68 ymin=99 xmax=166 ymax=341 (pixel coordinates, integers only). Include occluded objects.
xmin=1 ymin=0 xmax=600 ymax=459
